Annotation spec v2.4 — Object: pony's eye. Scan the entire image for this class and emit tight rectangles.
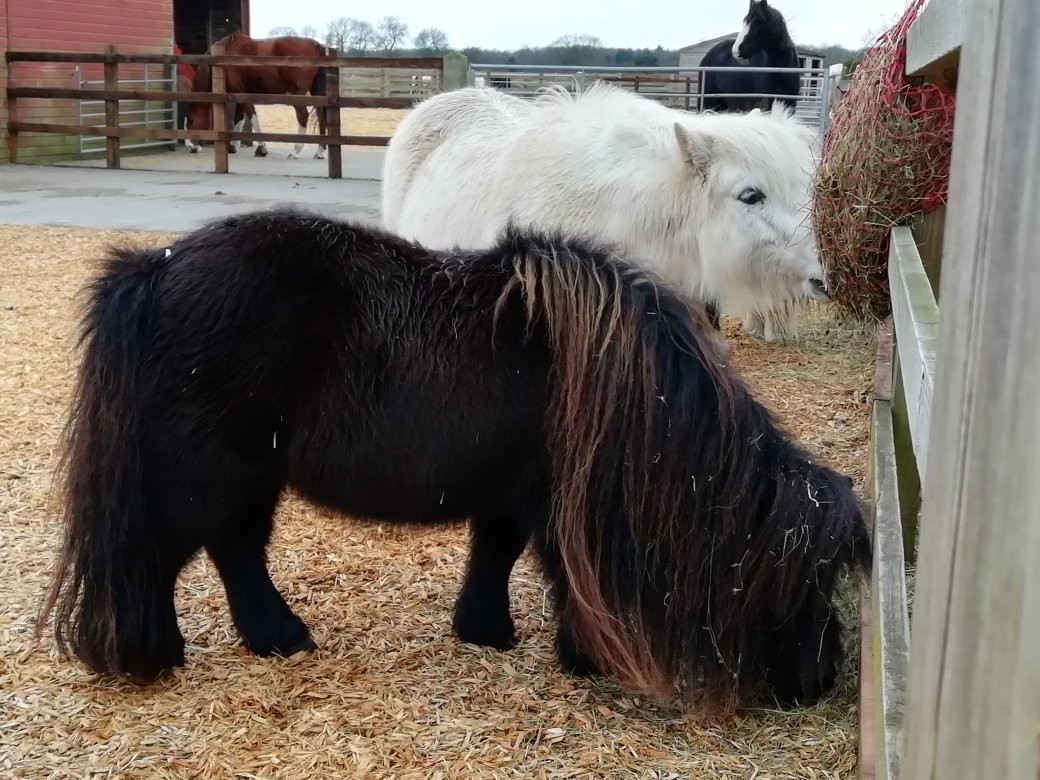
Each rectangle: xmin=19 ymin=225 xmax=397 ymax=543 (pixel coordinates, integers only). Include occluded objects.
xmin=739 ymin=188 xmax=765 ymax=205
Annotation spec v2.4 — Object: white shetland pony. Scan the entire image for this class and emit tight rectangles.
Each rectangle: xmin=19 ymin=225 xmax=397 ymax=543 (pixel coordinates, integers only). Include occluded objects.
xmin=381 ymin=82 xmax=828 ymax=342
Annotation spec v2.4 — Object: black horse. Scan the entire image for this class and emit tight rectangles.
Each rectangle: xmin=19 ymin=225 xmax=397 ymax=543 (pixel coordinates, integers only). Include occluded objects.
xmin=700 ymin=0 xmax=802 ymax=113
xmin=38 ymin=210 xmax=869 ymax=712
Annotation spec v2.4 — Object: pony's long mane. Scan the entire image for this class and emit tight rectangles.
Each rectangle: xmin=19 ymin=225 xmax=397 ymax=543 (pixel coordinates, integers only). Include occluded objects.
xmin=498 ymin=227 xmax=867 ymax=706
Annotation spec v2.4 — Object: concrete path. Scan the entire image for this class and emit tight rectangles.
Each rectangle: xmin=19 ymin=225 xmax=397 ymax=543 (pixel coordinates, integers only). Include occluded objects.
xmin=0 ymin=149 xmax=385 ymax=233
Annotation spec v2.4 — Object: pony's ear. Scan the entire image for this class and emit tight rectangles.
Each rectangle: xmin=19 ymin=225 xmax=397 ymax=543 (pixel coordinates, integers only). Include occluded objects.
xmin=673 ymin=122 xmax=713 ymax=178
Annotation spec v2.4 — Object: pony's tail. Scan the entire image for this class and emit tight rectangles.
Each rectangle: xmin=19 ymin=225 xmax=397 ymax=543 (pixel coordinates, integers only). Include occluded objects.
xmin=498 ymin=229 xmax=726 ymax=703
xmin=36 ymin=246 xmax=180 ymax=679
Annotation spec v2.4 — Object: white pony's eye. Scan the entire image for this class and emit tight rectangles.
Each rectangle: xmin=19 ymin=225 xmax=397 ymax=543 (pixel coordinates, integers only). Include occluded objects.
xmin=739 ymin=188 xmax=765 ymax=205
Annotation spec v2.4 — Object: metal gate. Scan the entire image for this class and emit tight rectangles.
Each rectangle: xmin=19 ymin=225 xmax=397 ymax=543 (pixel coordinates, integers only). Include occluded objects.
xmin=76 ymin=63 xmax=178 ymax=155
xmin=468 ymin=63 xmax=837 ymax=134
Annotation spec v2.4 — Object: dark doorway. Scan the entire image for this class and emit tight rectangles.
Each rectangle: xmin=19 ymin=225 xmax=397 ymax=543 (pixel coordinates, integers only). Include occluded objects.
xmin=173 ymin=0 xmax=248 ymax=131
xmin=174 ymin=0 xmax=248 ymax=55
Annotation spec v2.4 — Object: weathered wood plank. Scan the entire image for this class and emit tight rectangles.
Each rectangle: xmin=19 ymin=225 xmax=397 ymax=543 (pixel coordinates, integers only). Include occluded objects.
xmin=4 ymin=51 xmax=443 ymax=69
xmin=872 ymin=316 xmax=895 ymax=403
xmin=6 ymin=87 xmax=418 ymax=110
xmin=211 ymin=43 xmax=228 ymax=174
xmin=325 ymin=63 xmax=342 ymax=180
xmin=103 ymin=54 xmax=119 ymax=170
xmin=868 ymin=400 xmax=911 ymax=780
xmin=8 ymin=122 xmax=390 ymax=147
xmin=888 ymin=226 xmax=938 ymax=481
xmin=906 ymin=0 xmax=965 ymax=76
xmin=901 ymin=0 xmax=1040 ymax=775
xmin=858 ymin=586 xmax=877 ymax=780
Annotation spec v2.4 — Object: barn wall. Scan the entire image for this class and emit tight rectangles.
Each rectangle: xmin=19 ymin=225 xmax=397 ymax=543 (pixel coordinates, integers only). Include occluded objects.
xmin=5 ymin=0 xmax=174 ymax=163
xmin=1 ymin=0 xmax=10 ymax=161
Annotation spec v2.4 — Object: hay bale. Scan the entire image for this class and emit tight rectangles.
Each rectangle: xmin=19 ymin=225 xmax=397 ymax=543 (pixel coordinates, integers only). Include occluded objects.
xmin=814 ymin=0 xmax=955 ymax=321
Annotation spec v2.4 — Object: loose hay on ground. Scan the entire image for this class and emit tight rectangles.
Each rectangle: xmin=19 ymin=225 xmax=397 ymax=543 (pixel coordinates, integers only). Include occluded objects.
xmin=0 ymin=225 xmax=876 ymax=778
xmin=254 ymin=105 xmax=407 ymax=139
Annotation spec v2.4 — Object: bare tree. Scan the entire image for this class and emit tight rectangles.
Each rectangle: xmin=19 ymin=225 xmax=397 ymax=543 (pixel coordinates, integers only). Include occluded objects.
xmin=324 ymin=18 xmax=352 ymax=50
xmin=300 ymin=25 xmax=319 ymax=41
xmin=376 ymin=15 xmax=410 ymax=53
xmin=413 ymin=27 xmax=450 ymax=55
xmin=346 ymin=19 xmax=377 ymax=52
xmin=267 ymin=25 xmax=298 ymax=37
xmin=549 ymin=33 xmax=604 ymax=65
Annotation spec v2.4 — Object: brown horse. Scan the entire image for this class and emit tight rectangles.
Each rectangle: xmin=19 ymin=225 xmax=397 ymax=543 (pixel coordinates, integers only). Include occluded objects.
xmin=185 ymin=32 xmax=329 ymax=160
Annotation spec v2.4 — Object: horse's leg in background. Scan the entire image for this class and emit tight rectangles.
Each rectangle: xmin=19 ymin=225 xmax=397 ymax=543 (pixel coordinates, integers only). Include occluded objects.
xmin=289 ymin=106 xmax=309 ymax=159
xmin=227 ymin=104 xmax=245 ymax=154
xmin=205 ymin=478 xmax=315 ymax=658
xmin=313 ymin=106 xmax=327 ymax=160
xmin=246 ymin=106 xmax=268 ymax=157
xmin=240 ymin=109 xmax=254 ymax=147
xmin=452 ymin=508 xmax=533 ymax=650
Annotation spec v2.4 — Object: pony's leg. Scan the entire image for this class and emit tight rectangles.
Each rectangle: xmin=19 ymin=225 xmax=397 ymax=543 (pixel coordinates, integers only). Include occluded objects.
xmin=743 ymin=310 xmax=766 ymax=339
xmin=452 ymin=511 xmax=531 ymax=650
xmin=205 ymin=483 xmax=314 ymax=658
xmin=530 ymin=526 xmax=601 ymax=678
xmin=289 ymin=106 xmax=308 ymax=160
xmin=248 ymin=110 xmax=268 ymax=157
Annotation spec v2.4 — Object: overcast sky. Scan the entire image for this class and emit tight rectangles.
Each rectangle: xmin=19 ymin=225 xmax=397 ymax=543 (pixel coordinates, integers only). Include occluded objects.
xmin=251 ymin=0 xmax=912 ymax=52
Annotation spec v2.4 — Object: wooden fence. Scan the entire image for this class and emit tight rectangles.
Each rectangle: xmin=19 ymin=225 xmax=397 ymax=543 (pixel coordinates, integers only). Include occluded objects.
xmin=861 ymin=0 xmax=1040 ymax=777
xmin=3 ymin=47 xmax=449 ymax=178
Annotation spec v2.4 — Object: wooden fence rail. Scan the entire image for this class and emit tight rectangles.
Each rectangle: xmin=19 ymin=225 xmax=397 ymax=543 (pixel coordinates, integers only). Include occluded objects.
xmin=4 ymin=48 xmax=444 ymax=177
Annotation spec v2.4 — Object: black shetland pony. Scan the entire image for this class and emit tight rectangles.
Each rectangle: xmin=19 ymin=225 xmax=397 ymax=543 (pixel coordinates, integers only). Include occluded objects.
xmin=700 ymin=0 xmax=802 ymax=114
xmin=38 ymin=210 xmax=869 ymax=712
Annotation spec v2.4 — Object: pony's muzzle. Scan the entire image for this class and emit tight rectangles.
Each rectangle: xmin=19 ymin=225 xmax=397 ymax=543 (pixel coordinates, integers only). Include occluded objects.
xmin=809 ymin=277 xmax=829 ymax=301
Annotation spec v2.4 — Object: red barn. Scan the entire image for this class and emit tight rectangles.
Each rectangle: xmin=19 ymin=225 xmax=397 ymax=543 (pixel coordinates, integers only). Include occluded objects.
xmin=1 ymin=0 xmax=249 ymax=162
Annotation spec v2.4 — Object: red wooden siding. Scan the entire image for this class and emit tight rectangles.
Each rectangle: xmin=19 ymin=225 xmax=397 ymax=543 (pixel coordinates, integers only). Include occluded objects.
xmin=3 ymin=0 xmax=174 ymax=162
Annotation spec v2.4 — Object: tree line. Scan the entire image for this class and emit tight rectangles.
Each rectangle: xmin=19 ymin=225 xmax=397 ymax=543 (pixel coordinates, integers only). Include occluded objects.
xmin=267 ymin=20 xmax=859 ymax=68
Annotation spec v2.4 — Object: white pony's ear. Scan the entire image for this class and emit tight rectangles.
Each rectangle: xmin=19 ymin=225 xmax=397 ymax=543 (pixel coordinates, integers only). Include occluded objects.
xmin=673 ymin=122 xmax=713 ymax=178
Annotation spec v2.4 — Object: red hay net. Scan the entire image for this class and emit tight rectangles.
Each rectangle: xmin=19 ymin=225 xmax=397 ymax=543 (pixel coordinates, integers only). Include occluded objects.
xmin=814 ymin=0 xmax=956 ymax=320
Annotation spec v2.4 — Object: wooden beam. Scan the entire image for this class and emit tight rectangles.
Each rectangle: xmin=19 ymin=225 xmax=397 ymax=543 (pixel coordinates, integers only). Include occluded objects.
xmin=6 ymin=87 xmax=418 ymax=110
xmin=888 ymin=226 xmax=938 ymax=482
xmin=211 ymin=43 xmax=228 ymax=174
xmin=325 ymin=54 xmax=342 ymax=180
xmin=901 ymin=0 xmax=1040 ymax=775
xmin=8 ymin=122 xmax=390 ymax=147
xmin=858 ymin=586 xmax=878 ymax=780
xmin=4 ymin=51 xmax=443 ymax=69
xmin=103 ymin=50 xmax=119 ymax=169
xmin=905 ymin=0 xmax=965 ymax=78
xmin=868 ymin=399 xmax=911 ymax=780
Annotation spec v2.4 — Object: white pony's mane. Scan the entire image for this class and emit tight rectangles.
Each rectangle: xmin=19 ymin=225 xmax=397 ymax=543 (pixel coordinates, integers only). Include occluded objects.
xmin=531 ymin=81 xmax=816 ymax=207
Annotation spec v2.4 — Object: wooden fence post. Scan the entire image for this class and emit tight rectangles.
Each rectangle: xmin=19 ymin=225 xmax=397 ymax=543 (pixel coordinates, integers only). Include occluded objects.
xmin=103 ymin=45 xmax=120 ymax=169
xmin=900 ymin=0 xmax=1040 ymax=775
xmin=325 ymin=49 xmax=342 ymax=180
xmin=210 ymin=42 xmax=228 ymax=174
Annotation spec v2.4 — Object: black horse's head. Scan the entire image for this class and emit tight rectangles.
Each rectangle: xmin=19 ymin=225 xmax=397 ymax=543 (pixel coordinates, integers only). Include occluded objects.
xmin=732 ymin=0 xmax=792 ymax=60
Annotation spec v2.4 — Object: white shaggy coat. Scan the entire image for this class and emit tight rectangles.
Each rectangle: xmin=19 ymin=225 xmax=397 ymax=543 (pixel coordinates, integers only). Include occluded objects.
xmin=382 ymin=82 xmax=827 ymax=341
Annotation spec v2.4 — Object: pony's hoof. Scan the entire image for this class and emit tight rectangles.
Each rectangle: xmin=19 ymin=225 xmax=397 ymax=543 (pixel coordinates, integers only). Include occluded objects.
xmin=452 ymin=596 xmax=517 ymax=651
xmin=287 ymin=153 xmax=299 ymax=160
xmin=242 ymin=613 xmax=315 ymax=658
xmin=556 ymin=628 xmax=601 ymax=678
xmin=255 ymin=146 xmax=268 ymax=158
xmin=188 ymin=147 xmax=198 ymax=154
xmin=228 ymin=145 xmax=237 ymax=154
